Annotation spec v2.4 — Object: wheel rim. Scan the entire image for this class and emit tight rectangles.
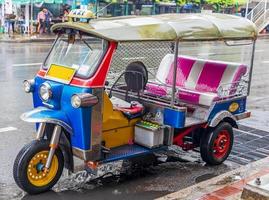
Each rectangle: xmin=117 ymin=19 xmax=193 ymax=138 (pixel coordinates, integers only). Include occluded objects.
xmin=213 ymin=130 xmax=231 ymax=159
xmin=27 ymin=151 xmax=59 ymax=187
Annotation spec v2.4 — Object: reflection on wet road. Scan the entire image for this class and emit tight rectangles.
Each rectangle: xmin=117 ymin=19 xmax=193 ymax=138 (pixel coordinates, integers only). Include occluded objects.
xmin=0 ymin=38 xmax=269 ymax=200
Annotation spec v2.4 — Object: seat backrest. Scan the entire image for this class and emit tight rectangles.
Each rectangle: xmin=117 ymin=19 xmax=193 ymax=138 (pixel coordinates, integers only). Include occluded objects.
xmin=125 ymin=61 xmax=148 ymax=92
xmin=156 ymin=54 xmax=247 ymax=93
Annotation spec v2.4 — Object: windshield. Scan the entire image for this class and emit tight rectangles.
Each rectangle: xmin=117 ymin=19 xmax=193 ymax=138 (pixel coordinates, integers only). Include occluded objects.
xmin=43 ymin=33 xmax=108 ymax=79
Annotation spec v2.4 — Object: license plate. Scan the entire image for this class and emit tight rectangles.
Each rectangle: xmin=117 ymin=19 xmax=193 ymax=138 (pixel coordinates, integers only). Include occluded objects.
xmin=46 ymin=64 xmax=76 ymax=83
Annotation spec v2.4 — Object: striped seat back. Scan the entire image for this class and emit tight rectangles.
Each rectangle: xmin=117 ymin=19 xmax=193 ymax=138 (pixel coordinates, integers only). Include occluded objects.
xmin=156 ymin=54 xmax=247 ymax=93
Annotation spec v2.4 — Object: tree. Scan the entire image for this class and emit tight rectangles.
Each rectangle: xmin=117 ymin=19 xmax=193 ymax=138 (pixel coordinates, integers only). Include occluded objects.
xmin=205 ymin=0 xmax=246 ymax=12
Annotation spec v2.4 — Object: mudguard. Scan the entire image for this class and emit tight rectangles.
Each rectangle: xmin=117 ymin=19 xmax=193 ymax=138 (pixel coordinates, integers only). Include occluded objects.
xmin=20 ymin=106 xmax=72 ymax=134
xmin=208 ymin=110 xmax=237 ymax=128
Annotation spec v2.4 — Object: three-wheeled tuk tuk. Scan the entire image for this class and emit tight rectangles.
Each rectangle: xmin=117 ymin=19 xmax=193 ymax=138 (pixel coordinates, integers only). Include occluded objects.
xmin=13 ymin=10 xmax=258 ymax=194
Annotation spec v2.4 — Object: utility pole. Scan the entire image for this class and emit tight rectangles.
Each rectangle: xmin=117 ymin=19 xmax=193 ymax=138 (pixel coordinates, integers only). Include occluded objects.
xmin=95 ymin=0 xmax=98 ymax=17
xmin=1 ymin=2 xmax=4 ymax=30
xmin=124 ymin=0 xmax=128 ymax=15
xmin=30 ymin=0 xmax=33 ymax=34
xmin=245 ymin=0 xmax=249 ymax=18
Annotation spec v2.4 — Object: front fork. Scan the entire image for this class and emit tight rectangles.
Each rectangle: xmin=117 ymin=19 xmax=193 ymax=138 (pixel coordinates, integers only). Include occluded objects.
xmin=36 ymin=123 xmax=62 ymax=170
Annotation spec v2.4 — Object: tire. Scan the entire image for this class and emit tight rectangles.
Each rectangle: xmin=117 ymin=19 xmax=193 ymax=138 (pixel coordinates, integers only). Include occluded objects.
xmin=13 ymin=140 xmax=64 ymax=194
xmin=200 ymin=122 xmax=233 ymax=165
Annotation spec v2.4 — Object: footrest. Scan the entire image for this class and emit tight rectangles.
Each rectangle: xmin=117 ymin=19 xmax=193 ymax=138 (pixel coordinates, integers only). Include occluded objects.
xmin=101 ymin=144 xmax=151 ymax=163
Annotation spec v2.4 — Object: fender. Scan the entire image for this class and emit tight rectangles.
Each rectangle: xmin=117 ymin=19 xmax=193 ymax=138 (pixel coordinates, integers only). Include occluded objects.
xmin=20 ymin=106 xmax=73 ymax=134
xmin=208 ymin=111 xmax=237 ymax=128
xmin=21 ymin=107 xmax=74 ymax=171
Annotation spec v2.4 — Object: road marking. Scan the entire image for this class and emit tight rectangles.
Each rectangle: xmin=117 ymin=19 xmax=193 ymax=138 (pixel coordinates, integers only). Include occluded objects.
xmin=262 ymin=61 xmax=269 ymax=64
xmin=0 ymin=126 xmax=17 ymax=133
xmin=235 ymin=128 xmax=263 ymax=138
xmin=255 ymin=49 xmax=264 ymax=53
xmin=12 ymin=62 xmax=42 ymax=67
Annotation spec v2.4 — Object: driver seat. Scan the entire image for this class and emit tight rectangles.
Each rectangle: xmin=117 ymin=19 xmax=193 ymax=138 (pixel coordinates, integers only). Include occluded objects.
xmin=110 ymin=96 xmax=144 ymax=119
xmin=109 ymin=61 xmax=148 ymax=119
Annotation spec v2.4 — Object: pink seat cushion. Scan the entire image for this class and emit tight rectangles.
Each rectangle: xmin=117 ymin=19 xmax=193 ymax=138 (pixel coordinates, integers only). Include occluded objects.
xmin=145 ymin=83 xmax=168 ymax=96
xmin=177 ymin=88 xmax=219 ymax=106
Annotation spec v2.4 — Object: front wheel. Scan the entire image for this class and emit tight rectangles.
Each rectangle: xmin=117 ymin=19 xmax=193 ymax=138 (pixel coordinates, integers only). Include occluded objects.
xmin=200 ymin=122 xmax=233 ymax=165
xmin=13 ymin=140 xmax=64 ymax=194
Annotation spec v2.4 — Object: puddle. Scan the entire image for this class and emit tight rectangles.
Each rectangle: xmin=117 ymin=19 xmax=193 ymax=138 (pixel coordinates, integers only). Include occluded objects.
xmin=195 ymin=173 xmax=216 ymax=183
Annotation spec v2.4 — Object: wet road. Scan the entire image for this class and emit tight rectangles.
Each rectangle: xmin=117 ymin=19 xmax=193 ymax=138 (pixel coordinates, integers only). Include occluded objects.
xmin=0 ymin=38 xmax=269 ymax=200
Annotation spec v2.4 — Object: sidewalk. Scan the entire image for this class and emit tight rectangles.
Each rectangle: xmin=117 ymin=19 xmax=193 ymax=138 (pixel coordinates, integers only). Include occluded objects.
xmin=158 ymin=157 xmax=269 ymax=200
xmin=0 ymin=33 xmax=55 ymax=43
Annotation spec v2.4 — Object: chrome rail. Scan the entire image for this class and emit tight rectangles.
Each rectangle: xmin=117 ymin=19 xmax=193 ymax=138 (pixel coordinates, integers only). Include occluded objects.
xmin=255 ymin=9 xmax=269 ymax=31
xmin=217 ymin=80 xmax=248 ymax=98
xmin=247 ymin=0 xmax=269 ymax=32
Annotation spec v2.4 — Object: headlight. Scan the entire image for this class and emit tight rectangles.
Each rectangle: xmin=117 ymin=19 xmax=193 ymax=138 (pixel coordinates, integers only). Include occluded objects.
xmin=71 ymin=93 xmax=98 ymax=108
xmin=23 ymin=79 xmax=34 ymax=93
xmin=39 ymin=82 xmax=52 ymax=102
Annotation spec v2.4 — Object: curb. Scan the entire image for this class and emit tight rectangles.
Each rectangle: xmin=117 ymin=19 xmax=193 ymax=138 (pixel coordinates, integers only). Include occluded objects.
xmin=157 ymin=157 xmax=269 ymax=200
xmin=0 ymin=37 xmax=55 ymax=43
xmin=258 ymin=34 xmax=269 ymax=38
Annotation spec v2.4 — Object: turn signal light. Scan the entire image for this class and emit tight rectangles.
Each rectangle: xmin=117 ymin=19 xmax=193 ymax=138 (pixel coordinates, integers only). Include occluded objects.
xmin=23 ymin=79 xmax=35 ymax=93
xmin=71 ymin=93 xmax=98 ymax=108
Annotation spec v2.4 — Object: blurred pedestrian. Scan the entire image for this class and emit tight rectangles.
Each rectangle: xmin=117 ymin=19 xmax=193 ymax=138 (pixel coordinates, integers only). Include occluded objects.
xmin=6 ymin=12 xmax=16 ymax=35
xmin=37 ymin=9 xmax=45 ymax=34
xmin=44 ymin=8 xmax=52 ymax=34
xmin=62 ymin=9 xmax=69 ymax=22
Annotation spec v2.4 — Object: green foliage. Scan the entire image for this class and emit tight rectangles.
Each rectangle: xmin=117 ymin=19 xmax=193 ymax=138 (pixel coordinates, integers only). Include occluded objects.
xmin=173 ymin=0 xmax=200 ymax=6
xmin=101 ymin=0 xmax=246 ymax=8
xmin=205 ymin=0 xmax=246 ymax=7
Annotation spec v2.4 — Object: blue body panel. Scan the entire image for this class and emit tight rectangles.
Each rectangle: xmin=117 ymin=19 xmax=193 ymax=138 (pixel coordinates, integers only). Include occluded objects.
xmin=100 ymin=144 xmax=167 ymax=163
xmin=29 ymin=76 xmax=93 ymax=151
xmin=208 ymin=97 xmax=247 ymax=121
xmin=22 ymin=107 xmax=72 ymax=133
xmin=163 ymin=108 xmax=185 ymax=128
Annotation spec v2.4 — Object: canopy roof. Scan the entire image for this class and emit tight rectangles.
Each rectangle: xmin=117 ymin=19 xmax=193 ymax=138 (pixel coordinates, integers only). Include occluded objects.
xmin=51 ymin=13 xmax=258 ymax=42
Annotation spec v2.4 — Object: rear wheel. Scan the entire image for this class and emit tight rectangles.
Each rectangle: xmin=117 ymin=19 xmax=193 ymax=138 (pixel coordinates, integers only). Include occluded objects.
xmin=200 ymin=122 xmax=233 ymax=165
xmin=13 ymin=140 xmax=64 ymax=194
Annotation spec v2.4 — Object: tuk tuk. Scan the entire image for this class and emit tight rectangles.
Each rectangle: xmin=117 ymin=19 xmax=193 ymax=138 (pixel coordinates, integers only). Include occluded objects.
xmin=13 ymin=10 xmax=258 ymax=194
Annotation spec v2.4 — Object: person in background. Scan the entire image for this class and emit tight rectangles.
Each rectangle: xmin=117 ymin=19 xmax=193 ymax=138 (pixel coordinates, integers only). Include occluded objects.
xmin=37 ymin=8 xmax=46 ymax=34
xmin=62 ymin=9 xmax=69 ymax=22
xmin=44 ymin=8 xmax=52 ymax=34
xmin=18 ymin=13 xmax=25 ymax=34
xmin=8 ymin=12 xmax=16 ymax=34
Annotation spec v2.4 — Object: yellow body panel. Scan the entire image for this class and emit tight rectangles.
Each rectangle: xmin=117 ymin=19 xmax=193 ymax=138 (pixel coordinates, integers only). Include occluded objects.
xmin=102 ymin=93 xmax=140 ymax=148
xmin=102 ymin=126 xmax=134 ymax=148
xmin=102 ymin=93 xmax=129 ymax=131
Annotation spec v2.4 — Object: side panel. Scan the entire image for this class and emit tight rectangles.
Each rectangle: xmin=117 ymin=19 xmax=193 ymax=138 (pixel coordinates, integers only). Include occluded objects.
xmin=207 ymin=97 xmax=247 ymax=123
xmin=102 ymin=126 xmax=134 ymax=148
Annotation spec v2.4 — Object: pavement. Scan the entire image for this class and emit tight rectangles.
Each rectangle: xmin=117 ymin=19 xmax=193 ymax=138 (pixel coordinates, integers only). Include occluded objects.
xmin=158 ymin=157 xmax=269 ymax=200
xmin=0 ymin=33 xmax=56 ymax=43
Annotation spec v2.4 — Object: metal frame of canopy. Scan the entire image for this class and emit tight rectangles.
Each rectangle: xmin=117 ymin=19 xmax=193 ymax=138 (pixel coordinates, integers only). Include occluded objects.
xmin=51 ymin=13 xmax=258 ymax=106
